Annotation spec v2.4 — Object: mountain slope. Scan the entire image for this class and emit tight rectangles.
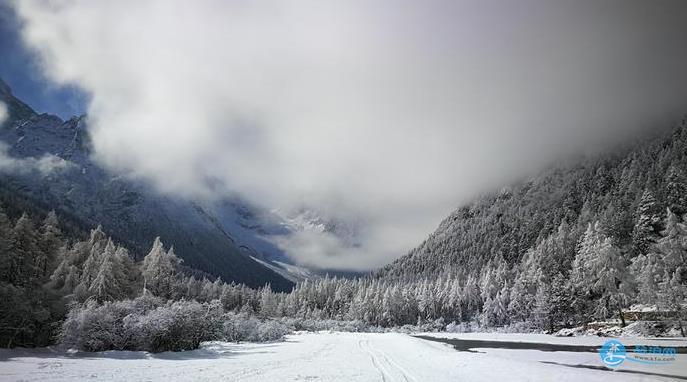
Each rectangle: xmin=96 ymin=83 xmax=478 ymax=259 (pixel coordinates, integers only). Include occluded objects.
xmin=376 ymin=120 xmax=687 ymax=281
xmin=0 ymin=78 xmax=293 ymax=291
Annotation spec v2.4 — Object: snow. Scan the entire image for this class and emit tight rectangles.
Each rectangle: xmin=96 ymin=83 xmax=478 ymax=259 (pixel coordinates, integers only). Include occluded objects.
xmin=1 ymin=332 xmax=685 ymax=381
xmin=251 ymin=256 xmax=313 ymax=282
xmin=627 ymin=303 xmax=687 ymax=313
xmin=421 ymin=331 xmax=687 ymax=347
xmin=628 ymin=304 xmax=659 ymax=312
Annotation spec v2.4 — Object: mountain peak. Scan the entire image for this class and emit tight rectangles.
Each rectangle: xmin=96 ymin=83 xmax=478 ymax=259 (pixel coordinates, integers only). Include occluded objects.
xmin=0 ymin=77 xmax=37 ymax=122
xmin=0 ymin=78 xmax=11 ymax=96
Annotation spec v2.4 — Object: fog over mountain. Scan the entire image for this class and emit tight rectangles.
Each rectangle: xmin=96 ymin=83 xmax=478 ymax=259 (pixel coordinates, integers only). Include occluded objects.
xmin=0 ymin=99 xmax=6 ymax=122
xmin=11 ymin=0 xmax=687 ymax=270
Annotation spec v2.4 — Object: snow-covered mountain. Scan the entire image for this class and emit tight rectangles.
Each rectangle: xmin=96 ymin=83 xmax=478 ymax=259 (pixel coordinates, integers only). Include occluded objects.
xmin=375 ymin=120 xmax=687 ymax=284
xmin=195 ymin=200 xmax=364 ymax=282
xmin=0 ymin=78 xmax=308 ymax=290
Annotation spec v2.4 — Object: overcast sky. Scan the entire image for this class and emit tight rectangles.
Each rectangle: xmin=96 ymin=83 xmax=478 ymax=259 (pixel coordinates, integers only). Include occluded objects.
xmin=10 ymin=0 xmax=687 ymax=270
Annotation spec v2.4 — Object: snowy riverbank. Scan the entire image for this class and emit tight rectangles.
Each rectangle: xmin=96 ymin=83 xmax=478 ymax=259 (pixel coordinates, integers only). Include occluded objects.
xmin=1 ymin=332 xmax=686 ymax=381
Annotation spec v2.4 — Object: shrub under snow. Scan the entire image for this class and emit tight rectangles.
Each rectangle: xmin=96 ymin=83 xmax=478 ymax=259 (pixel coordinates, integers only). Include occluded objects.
xmin=60 ymin=296 xmax=224 ymax=352
xmin=60 ymin=296 xmax=293 ymax=352
xmin=223 ymin=313 xmax=289 ymax=342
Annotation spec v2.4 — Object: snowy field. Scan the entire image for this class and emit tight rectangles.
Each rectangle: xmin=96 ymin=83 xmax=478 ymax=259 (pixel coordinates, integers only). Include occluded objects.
xmin=0 ymin=332 xmax=685 ymax=381
xmin=420 ymin=331 xmax=687 ymax=346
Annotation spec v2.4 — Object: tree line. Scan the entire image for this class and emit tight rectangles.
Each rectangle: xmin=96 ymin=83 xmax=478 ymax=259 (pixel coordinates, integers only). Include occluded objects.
xmin=0 ymin=195 xmax=685 ymax=351
xmin=2 ymin=122 xmax=687 ymax=350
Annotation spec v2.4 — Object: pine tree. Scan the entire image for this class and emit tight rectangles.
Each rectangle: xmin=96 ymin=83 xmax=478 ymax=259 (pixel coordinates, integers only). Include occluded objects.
xmin=631 ymin=252 xmax=662 ymax=304
xmin=259 ymin=284 xmax=277 ymax=317
xmin=141 ymin=238 xmax=181 ymax=298
xmin=600 ymin=192 xmax=634 ymax=247
xmin=548 ymin=273 xmax=573 ymax=329
xmin=591 ymin=237 xmax=634 ymax=326
xmin=462 ymin=275 xmax=481 ymax=320
xmin=658 ymin=269 xmax=686 ymax=337
xmin=632 ymin=189 xmax=663 ymax=255
xmin=88 ymin=240 xmax=125 ymax=302
xmin=62 ymin=265 xmax=80 ymax=294
xmin=200 ymin=278 xmax=214 ymax=301
xmin=0 ymin=207 xmax=14 ymax=282
xmin=186 ymin=276 xmax=202 ymax=300
xmin=79 ymin=243 xmax=103 ymax=291
xmin=508 ymin=247 xmax=540 ymax=323
xmin=656 ymin=209 xmax=687 ymax=273
xmin=533 ymin=283 xmax=554 ymax=332
xmin=481 ymin=286 xmax=508 ymax=327
xmin=114 ymin=246 xmax=139 ymax=297
xmin=47 ymin=246 xmax=70 ymax=291
xmin=569 ymin=222 xmax=602 ymax=325
xmin=665 ymin=166 xmax=687 ymax=216
xmin=37 ymin=211 xmax=63 ymax=278
xmin=11 ymin=213 xmax=41 ymax=286
xmin=652 ymin=210 xmax=687 ymax=336
xmin=545 ymin=221 xmax=576 ymax=278
xmin=0 ymin=211 xmax=63 ymax=347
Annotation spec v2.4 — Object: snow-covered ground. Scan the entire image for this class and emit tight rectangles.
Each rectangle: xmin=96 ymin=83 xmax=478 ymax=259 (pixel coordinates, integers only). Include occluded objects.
xmin=0 ymin=332 xmax=685 ymax=381
xmin=420 ymin=331 xmax=687 ymax=346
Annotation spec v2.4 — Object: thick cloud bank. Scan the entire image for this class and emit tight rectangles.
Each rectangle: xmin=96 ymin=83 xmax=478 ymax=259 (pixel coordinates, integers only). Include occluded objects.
xmin=13 ymin=0 xmax=687 ymax=269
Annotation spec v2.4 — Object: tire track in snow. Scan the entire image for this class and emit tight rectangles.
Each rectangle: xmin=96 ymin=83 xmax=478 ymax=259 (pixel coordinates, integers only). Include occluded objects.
xmin=359 ymin=339 xmax=389 ymax=382
xmin=369 ymin=343 xmax=418 ymax=382
xmin=358 ymin=338 xmax=417 ymax=382
xmin=233 ymin=336 xmax=335 ymax=381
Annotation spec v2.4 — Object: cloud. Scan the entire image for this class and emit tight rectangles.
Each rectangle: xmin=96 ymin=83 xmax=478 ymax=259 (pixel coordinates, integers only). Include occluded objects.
xmin=0 ymin=101 xmax=6 ymax=124
xmin=0 ymin=104 xmax=73 ymax=174
xmin=33 ymin=153 xmax=72 ymax=175
xmin=0 ymin=141 xmax=72 ymax=175
xmin=12 ymin=0 xmax=687 ymax=270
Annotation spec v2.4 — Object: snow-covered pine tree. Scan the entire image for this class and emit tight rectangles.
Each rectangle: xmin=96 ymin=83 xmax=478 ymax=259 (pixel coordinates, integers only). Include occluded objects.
xmin=658 ymin=269 xmax=686 ymax=336
xmin=655 ymin=209 xmax=687 ymax=273
xmin=88 ymin=240 xmax=126 ymax=302
xmin=114 ymin=246 xmax=139 ymax=297
xmin=185 ymin=276 xmax=202 ymax=300
xmin=507 ymin=247 xmax=540 ymax=323
xmin=461 ymin=275 xmax=481 ymax=320
xmin=200 ymin=278 xmax=215 ymax=301
xmin=631 ymin=251 xmax=662 ymax=304
xmin=61 ymin=265 xmax=80 ymax=294
xmin=79 ymin=227 xmax=109 ymax=288
xmin=569 ymin=222 xmax=602 ymax=325
xmin=533 ymin=282 xmax=553 ymax=332
xmin=75 ymin=238 xmax=107 ymax=301
xmin=632 ymin=189 xmax=663 ymax=255
xmin=654 ymin=210 xmax=687 ymax=335
xmin=665 ymin=166 xmax=687 ymax=216
xmin=590 ymin=237 xmax=634 ymax=326
xmin=141 ymin=238 xmax=181 ymax=298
